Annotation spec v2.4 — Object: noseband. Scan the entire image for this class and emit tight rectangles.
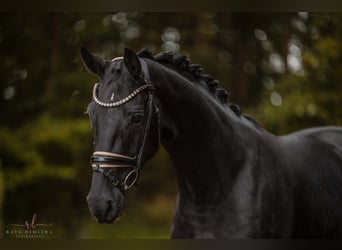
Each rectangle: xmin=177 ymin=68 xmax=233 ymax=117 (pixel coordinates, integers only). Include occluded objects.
xmin=90 ymin=59 xmax=160 ymax=190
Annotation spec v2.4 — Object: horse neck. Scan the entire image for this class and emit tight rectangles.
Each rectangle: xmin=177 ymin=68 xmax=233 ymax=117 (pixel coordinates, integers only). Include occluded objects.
xmin=147 ymin=60 xmax=258 ymax=206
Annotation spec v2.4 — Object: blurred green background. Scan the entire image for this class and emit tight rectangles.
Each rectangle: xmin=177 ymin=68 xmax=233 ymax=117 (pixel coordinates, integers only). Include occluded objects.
xmin=0 ymin=13 xmax=342 ymax=238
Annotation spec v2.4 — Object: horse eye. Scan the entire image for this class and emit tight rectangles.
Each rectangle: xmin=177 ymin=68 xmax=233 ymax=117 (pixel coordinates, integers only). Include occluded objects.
xmin=132 ymin=113 xmax=144 ymax=124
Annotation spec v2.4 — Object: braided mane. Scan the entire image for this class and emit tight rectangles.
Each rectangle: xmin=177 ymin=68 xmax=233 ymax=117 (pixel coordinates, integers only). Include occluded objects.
xmin=137 ymin=48 xmax=242 ymax=117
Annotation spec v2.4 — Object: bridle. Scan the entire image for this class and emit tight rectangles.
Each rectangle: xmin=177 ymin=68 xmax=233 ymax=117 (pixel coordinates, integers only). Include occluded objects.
xmin=90 ymin=58 xmax=160 ymax=190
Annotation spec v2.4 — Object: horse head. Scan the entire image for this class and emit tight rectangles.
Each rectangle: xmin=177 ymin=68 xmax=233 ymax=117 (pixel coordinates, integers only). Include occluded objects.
xmin=81 ymin=47 xmax=160 ymax=223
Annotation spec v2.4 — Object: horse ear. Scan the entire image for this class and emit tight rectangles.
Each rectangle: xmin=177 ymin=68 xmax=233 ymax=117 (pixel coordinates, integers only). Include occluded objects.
xmin=124 ymin=48 xmax=142 ymax=78
xmin=80 ymin=46 xmax=106 ymax=76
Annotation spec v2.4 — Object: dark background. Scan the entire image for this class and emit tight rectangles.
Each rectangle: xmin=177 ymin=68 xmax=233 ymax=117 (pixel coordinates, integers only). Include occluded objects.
xmin=0 ymin=13 xmax=342 ymax=238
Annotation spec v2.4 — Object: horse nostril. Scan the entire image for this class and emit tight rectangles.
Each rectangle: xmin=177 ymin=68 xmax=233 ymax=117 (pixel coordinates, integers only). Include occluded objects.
xmin=106 ymin=200 xmax=112 ymax=211
xmin=104 ymin=199 xmax=116 ymax=217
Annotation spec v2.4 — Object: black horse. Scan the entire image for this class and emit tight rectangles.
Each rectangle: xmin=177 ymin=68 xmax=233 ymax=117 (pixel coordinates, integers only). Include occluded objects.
xmin=81 ymin=46 xmax=342 ymax=238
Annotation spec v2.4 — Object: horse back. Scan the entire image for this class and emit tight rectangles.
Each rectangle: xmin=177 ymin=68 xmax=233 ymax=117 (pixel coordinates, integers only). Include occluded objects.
xmin=282 ymin=126 xmax=342 ymax=237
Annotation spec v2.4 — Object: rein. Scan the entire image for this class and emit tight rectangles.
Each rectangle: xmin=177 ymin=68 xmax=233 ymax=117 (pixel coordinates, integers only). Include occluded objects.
xmin=90 ymin=59 xmax=160 ymax=190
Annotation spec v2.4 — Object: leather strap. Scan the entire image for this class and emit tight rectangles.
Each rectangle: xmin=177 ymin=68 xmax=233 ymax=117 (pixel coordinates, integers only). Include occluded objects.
xmin=91 ymin=164 xmax=134 ymax=168
xmin=90 ymin=58 xmax=160 ymax=190
xmin=91 ymin=151 xmax=136 ymax=167
xmin=92 ymin=151 xmax=135 ymax=160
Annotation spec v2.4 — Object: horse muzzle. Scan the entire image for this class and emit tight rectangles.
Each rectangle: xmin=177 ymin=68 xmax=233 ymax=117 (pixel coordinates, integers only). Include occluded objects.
xmin=87 ymin=173 xmax=125 ymax=224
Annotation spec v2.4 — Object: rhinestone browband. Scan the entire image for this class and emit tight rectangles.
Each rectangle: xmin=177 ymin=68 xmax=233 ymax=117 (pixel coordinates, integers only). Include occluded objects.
xmin=92 ymin=83 xmax=154 ymax=108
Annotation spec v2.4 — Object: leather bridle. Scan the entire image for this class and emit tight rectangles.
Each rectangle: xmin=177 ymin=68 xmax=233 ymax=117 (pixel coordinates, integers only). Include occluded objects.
xmin=90 ymin=59 xmax=160 ymax=190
